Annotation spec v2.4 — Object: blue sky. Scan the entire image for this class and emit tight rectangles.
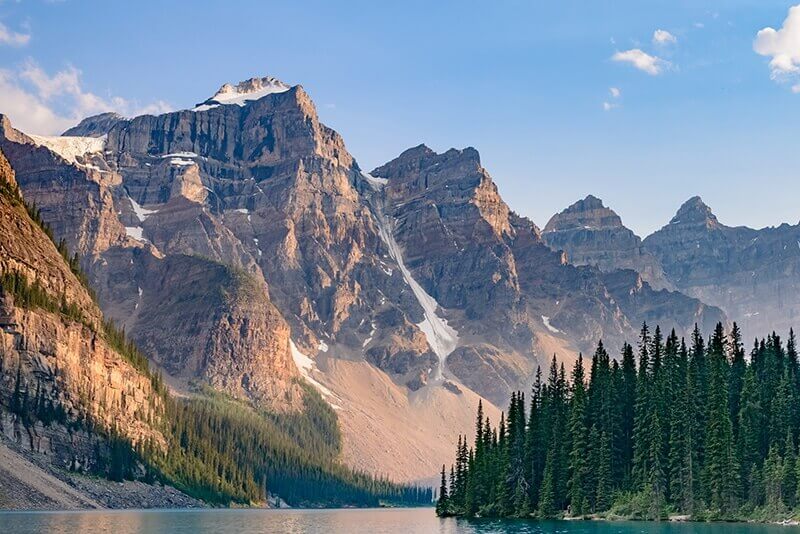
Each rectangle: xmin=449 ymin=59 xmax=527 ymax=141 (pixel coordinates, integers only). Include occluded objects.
xmin=0 ymin=1 xmax=798 ymax=236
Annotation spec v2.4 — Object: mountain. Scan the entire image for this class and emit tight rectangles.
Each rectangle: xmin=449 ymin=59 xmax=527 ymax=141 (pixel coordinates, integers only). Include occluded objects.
xmin=0 ymin=146 xmax=433 ymax=509
xmin=543 ymin=195 xmax=670 ymax=289
xmin=642 ymin=196 xmax=800 ymax=338
xmin=370 ymin=151 xmax=724 ymax=400
xmin=0 ymin=75 xmax=726 ymax=482
xmin=0 ymin=147 xmax=179 ymax=507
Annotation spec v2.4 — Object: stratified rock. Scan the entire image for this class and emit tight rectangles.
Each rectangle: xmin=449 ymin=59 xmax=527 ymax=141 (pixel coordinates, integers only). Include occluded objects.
xmin=643 ymin=196 xmax=800 ymax=338
xmin=370 ymin=145 xmax=724 ymax=403
xmin=543 ymin=195 xmax=670 ymax=289
xmin=0 ymin=149 xmax=165 ymax=472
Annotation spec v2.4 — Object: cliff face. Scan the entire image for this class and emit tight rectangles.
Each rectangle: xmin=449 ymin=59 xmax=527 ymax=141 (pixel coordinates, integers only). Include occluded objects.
xmin=369 ymin=147 xmax=726 ymax=402
xmin=0 ymin=148 xmax=163 ymax=472
xmin=0 ymin=76 xmax=731 ymax=481
xmin=642 ymin=197 xmax=800 ymax=338
xmin=543 ymin=195 xmax=670 ymax=289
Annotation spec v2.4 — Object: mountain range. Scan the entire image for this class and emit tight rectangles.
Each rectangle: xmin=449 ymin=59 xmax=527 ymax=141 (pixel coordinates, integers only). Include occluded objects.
xmin=0 ymin=75 xmax=796 ymax=490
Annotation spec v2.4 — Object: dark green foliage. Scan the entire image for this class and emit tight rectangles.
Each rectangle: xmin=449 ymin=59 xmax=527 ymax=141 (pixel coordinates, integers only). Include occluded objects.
xmin=438 ymin=322 xmax=800 ymax=521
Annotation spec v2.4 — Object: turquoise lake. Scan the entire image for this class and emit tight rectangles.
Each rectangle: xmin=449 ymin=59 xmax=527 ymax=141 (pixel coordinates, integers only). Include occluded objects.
xmin=1 ymin=508 xmax=799 ymax=533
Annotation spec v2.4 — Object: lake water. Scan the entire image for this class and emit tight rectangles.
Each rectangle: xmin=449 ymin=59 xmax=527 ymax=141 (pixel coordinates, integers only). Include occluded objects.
xmin=1 ymin=508 xmax=799 ymax=533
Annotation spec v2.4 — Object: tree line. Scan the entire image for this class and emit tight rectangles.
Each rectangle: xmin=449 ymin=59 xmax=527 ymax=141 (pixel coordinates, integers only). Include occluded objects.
xmin=0 ymin=181 xmax=431 ymax=507
xmin=438 ymin=322 xmax=800 ymax=521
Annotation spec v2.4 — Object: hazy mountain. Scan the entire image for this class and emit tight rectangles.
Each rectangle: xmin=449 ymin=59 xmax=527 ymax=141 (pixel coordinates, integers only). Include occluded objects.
xmin=643 ymin=196 xmax=800 ymax=338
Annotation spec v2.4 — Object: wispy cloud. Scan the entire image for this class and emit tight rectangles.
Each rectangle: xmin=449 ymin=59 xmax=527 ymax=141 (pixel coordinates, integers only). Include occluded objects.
xmin=0 ymin=21 xmax=30 ymax=47
xmin=754 ymin=4 xmax=800 ymax=90
xmin=0 ymin=60 xmax=171 ymax=135
xmin=611 ymin=49 xmax=668 ymax=75
xmin=603 ymin=87 xmax=622 ymax=111
xmin=652 ymin=29 xmax=677 ymax=45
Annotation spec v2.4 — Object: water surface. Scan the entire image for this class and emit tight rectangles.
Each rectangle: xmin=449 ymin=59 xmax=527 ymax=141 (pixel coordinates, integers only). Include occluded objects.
xmin=1 ymin=508 xmax=799 ymax=533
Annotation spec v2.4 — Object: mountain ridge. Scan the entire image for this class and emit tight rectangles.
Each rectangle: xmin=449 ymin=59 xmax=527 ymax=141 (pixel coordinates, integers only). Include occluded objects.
xmin=0 ymin=75 xmax=732 ymax=482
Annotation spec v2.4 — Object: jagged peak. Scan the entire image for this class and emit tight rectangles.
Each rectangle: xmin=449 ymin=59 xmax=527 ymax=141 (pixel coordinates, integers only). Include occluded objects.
xmin=375 ymin=144 xmax=481 ymax=173
xmin=543 ymin=194 xmax=624 ymax=234
xmin=396 ymin=143 xmax=436 ymax=160
xmin=670 ymin=196 xmax=718 ymax=226
xmin=194 ymin=76 xmax=292 ymax=110
xmin=62 ymin=112 xmax=125 ymax=137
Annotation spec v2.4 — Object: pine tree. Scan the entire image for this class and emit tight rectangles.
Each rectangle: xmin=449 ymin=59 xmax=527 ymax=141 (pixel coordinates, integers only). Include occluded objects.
xmin=567 ymin=355 xmax=589 ymax=516
xmin=436 ymin=465 xmax=450 ymax=516
xmin=703 ymin=323 xmax=737 ymax=514
xmin=595 ymin=429 xmax=613 ymax=512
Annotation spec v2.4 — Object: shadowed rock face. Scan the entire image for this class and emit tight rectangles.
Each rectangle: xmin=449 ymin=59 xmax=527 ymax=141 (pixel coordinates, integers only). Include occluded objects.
xmin=643 ymin=197 xmax=800 ymax=339
xmin=543 ymin=195 xmax=670 ymax=290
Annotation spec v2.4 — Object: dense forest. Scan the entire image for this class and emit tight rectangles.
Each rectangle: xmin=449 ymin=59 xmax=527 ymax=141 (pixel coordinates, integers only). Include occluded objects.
xmin=438 ymin=322 xmax=800 ymax=521
xmin=0 ymin=180 xmax=431 ymax=508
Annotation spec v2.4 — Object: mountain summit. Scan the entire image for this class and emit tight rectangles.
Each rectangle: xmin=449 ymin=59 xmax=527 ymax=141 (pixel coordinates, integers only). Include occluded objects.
xmin=194 ymin=76 xmax=292 ymax=110
xmin=669 ymin=195 xmax=719 ymax=226
xmin=543 ymin=195 xmax=670 ymax=289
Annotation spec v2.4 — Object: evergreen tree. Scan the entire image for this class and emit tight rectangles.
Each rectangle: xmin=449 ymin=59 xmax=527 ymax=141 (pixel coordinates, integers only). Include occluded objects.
xmin=567 ymin=355 xmax=589 ymax=516
xmin=436 ymin=465 xmax=450 ymax=516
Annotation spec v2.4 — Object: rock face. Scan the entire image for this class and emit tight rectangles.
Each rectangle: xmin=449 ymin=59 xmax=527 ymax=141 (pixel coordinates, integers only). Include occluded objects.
xmin=63 ymin=112 xmax=125 ymax=137
xmin=0 ymin=76 xmax=730 ymax=480
xmin=600 ymin=269 xmax=725 ymax=336
xmin=543 ymin=195 xmax=670 ymax=289
xmin=370 ymin=146 xmax=726 ymax=402
xmin=642 ymin=196 xmax=800 ymax=338
xmin=0 ymin=149 xmax=164 ymax=473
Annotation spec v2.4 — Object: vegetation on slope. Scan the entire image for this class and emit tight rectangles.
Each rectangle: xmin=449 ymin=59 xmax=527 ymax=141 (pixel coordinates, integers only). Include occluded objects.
xmin=438 ymin=322 xmax=800 ymax=522
xmin=0 ymin=179 xmax=431 ymax=508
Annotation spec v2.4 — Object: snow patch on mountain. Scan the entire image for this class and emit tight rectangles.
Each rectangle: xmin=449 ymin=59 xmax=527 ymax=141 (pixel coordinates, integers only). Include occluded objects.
xmin=129 ymin=196 xmax=158 ymax=223
xmin=371 ymin=195 xmax=458 ymax=380
xmin=362 ymin=172 xmax=388 ymax=190
xmin=541 ymin=315 xmax=562 ymax=334
xmin=28 ymin=134 xmax=106 ymax=165
xmin=289 ymin=340 xmax=339 ymax=407
xmin=193 ymin=76 xmax=291 ymax=111
xmin=125 ymin=226 xmax=146 ymax=241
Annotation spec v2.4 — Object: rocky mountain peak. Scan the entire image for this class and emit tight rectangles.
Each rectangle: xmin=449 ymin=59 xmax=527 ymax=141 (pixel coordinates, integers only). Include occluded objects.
xmin=63 ymin=112 xmax=126 ymax=137
xmin=542 ymin=194 xmax=671 ymax=290
xmin=670 ymin=196 xmax=718 ymax=226
xmin=543 ymin=195 xmax=623 ymax=233
xmin=195 ymin=75 xmax=291 ymax=109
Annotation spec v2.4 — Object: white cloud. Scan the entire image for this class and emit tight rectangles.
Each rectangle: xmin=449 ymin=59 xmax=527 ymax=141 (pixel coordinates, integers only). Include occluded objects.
xmin=793 ymin=84 xmax=800 ymax=93
xmin=0 ymin=60 xmax=171 ymax=135
xmin=611 ymin=49 xmax=668 ymax=75
xmin=694 ymin=22 xmax=705 ymax=29
xmin=609 ymin=87 xmax=621 ymax=98
xmin=0 ymin=21 xmax=30 ymax=47
xmin=754 ymin=4 xmax=800 ymax=84
xmin=653 ymin=29 xmax=677 ymax=45
xmin=602 ymin=101 xmax=619 ymax=111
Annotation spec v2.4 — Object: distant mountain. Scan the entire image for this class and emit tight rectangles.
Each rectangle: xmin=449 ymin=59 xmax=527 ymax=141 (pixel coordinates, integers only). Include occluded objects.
xmin=543 ymin=194 xmax=800 ymax=341
xmin=642 ymin=196 xmax=800 ymax=338
xmin=543 ymin=195 xmax=670 ymax=289
xmin=0 ymin=75 xmax=727 ymax=482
